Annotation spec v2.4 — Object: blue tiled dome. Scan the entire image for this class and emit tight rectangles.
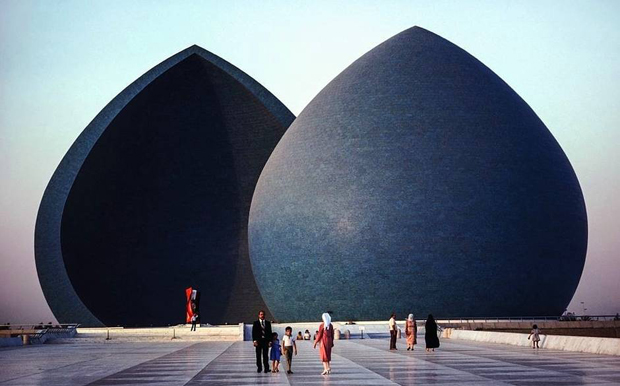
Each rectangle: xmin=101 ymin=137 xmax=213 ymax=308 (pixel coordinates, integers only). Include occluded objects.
xmin=249 ymin=27 xmax=587 ymax=322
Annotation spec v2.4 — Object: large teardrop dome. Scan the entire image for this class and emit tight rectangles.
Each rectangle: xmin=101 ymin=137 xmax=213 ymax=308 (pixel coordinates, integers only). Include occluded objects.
xmin=248 ymin=26 xmax=587 ymax=322
xmin=35 ymin=45 xmax=294 ymax=326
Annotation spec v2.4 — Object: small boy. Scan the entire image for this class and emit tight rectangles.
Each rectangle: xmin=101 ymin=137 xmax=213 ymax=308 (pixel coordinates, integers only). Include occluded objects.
xmin=281 ymin=326 xmax=297 ymax=374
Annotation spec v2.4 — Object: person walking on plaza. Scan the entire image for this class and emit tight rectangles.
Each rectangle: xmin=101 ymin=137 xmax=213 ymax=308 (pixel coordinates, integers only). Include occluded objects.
xmin=528 ymin=324 xmax=541 ymax=349
xmin=389 ymin=313 xmax=398 ymax=350
xmin=270 ymin=332 xmax=281 ymax=372
xmin=252 ymin=310 xmax=272 ymax=373
xmin=405 ymin=314 xmax=417 ymax=350
xmin=190 ymin=313 xmax=198 ymax=331
xmin=425 ymin=314 xmax=440 ymax=352
xmin=314 ymin=312 xmax=334 ymax=375
xmin=282 ymin=326 xmax=297 ymax=374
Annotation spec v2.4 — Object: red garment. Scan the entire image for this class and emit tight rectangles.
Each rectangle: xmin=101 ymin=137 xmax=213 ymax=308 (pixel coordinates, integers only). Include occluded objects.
xmin=315 ymin=322 xmax=334 ymax=362
xmin=185 ymin=287 xmax=194 ymax=323
xmin=405 ymin=319 xmax=417 ymax=345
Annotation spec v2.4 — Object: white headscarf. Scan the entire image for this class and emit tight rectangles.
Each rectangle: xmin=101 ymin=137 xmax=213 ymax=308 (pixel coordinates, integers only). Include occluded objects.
xmin=408 ymin=314 xmax=414 ymax=321
xmin=322 ymin=312 xmax=331 ymax=326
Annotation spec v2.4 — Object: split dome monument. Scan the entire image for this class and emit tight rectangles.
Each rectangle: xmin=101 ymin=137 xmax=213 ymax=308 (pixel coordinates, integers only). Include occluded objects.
xmin=35 ymin=27 xmax=587 ymax=326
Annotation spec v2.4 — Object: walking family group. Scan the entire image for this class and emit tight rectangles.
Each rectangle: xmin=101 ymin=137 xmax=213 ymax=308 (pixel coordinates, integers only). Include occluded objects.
xmin=250 ymin=311 xmax=449 ymax=377
xmin=252 ymin=311 xmax=334 ymax=376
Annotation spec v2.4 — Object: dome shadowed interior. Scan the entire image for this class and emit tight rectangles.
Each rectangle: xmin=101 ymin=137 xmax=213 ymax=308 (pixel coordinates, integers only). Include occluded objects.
xmin=35 ymin=46 xmax=294 ymax=326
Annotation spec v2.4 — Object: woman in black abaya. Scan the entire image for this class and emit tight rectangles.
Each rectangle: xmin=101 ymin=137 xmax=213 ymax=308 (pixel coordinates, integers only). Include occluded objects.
xmin=425 ymin=314 xmax=440 ymax=352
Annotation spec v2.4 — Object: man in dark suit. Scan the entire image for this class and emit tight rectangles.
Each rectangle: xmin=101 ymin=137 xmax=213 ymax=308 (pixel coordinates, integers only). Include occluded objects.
xmin=252 ymin=310 xmax=272 ymax=373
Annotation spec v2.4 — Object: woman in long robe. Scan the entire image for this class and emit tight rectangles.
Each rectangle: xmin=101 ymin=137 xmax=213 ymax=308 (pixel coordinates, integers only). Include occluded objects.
xmin=425 ymin=314 xmax=440 ymax=352
xmin=405 ymin=314 xmax=417 ymax=350
xmin=313 ymin=312 xmax=334 ymax=375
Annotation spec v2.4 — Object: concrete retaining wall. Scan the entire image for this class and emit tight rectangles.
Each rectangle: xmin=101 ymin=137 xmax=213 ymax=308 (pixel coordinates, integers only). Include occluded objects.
xmin=31 ymin=328 xmax=78 ymax=344
xmin=73 ymin=325 xmax=242 ymax=342
xmin=0 ymin=337 xmax=23 ymax=347
xmin=242 ymin=322 xmax=409 ymax=341
xmin=437 ymin=319 xmax=620 ymax=333
xmin=443 ymin=329 xmax=620 ymax=356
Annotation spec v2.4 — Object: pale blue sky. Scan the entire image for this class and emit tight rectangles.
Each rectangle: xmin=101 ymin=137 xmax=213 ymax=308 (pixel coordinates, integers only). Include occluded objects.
xmin=1 ymin=0 xmax=619 ymax=322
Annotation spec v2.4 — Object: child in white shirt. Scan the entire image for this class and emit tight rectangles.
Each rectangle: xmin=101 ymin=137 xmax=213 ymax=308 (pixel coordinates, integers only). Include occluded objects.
xmin=281 ymin=326 xmax=298 ymax=374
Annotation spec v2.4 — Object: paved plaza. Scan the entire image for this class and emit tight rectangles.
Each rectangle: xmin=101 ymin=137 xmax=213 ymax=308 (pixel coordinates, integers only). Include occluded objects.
xmin=1 ymin=337 xmax=620 ymax=385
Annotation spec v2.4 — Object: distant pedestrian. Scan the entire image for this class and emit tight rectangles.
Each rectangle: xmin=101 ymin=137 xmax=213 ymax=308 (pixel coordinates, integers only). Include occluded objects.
xmin=252 ymin=310 xmax=272 ymax=373
xmin=190 ymin=313 xmax=198 ymax=331
xmin=282 ymin=326 xmax=297 ymax=374
xmin=528 ymin=324 xmax=541 ymax=349
xmin=270 ymin=332 xmax=281 ymax=372
xmin=304 ymin=330 xmax=311 ymax=340
xmin=405 ymin=314 xmax=417 ymax=350
xmin=296 ymin=331 xmax=304 ymax=341
xmin=425 ymin=314 xmax=440 ymax=352
xmin=389 ymin=313 xmax=398 ymax=350
xmin=313 ymin=312 xmax=334 ymax=375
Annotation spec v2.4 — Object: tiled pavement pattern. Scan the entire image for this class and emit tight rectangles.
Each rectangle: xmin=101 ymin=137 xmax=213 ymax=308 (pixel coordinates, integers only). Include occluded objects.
xmin=88 ymin=342 xmax=232 ymax=385
xmin=184 ymin=340 xmax=288 ymax=385
xmin=1 ymin=337 xmax=620 ymax=385
xmin=0 ymin=342 xmax=208 ymax=386
xmin=348 ymin=339 xmax=620 ymax=385
xmin=279 ymin=340 xmax=396 ymax=385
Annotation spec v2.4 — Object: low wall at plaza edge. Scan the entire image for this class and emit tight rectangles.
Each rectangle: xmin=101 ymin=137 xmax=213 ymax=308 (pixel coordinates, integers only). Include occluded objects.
xmin=436 ymin=319 xmax=620 ymax=338
xmin=242 ymin=321 xmax=406 ymax=341
xmin=0 ymin=337 xmax=23 ymax=347
xmin=68 ymin=324 xmax=243 ymax=342
xmin=443 ymin=328 xmax=620 ymax=356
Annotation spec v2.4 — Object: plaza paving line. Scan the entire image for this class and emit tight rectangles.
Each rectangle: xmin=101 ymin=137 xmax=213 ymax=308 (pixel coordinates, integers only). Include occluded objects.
xmin=0 ymin=345 xmax=120 ymax=385
xmin=336 ymin=339 xmax=508 ymax=385
xmin=184 ymin=341 xmax=290 ymax=385
xmin=87 ymin=342 xmax=232 ymax=386
xmin=438 ymin=339 xmax=620 ymax=384
xmin=417 ymin=338 xmax=620 ymax=383
xmin=0 ymin=342 xmax=199 ymax=386
xmin=184 ymin=340 xmax=400 ymax=385
xmin=2 ymin=337 xmax=619 ymax=386
xmin=353 ymin=338 xmax=620 ymax=385
xmin=285 ymin=340 xmax=398 ymax=385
